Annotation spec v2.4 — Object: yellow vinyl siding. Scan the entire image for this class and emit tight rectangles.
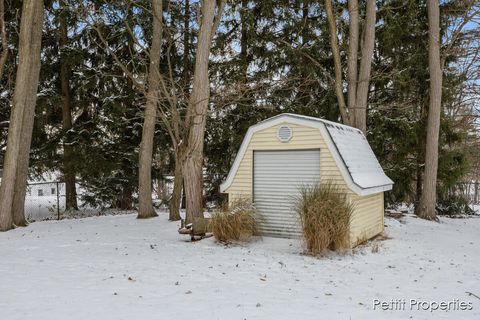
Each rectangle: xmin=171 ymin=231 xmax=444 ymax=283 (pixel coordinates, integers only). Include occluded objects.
xmin=349 ymin=192 xmax=384 ymax=246
xmin=225 ymin=122 xmax=350 ymax=204
xmin=224 ymin=121 xmax=385 ymax=248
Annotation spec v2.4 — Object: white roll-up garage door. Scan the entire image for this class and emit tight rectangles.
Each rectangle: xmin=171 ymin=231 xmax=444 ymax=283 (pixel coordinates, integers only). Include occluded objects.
xmin=253 ymin=149 xmax=321 ymax=238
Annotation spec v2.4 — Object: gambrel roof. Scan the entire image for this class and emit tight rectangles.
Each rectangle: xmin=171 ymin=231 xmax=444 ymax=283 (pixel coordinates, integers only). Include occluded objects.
xmin=220 ymin=113 xmax=393 ymax=196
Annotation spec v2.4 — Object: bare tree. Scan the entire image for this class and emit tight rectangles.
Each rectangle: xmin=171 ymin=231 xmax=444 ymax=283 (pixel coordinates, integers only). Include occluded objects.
xmin=416 ymin=0 xmax=443 ymax=220
xmin=87 ymin=0 xmax=224 ymax=222
xmin=88 ymin=1 xmax=184 ymax=221
xmin=168 ymin=0 xmax=191 ymax=222
xmin=137 ymin=0 xmax=163 ymax=219
xmin=183 ymin=0 xmax=225 ymax=224
xmin=324 ymin=0 xmax=377 ymax=133
xmin=0 ymin=0 xmax=44 ymax=231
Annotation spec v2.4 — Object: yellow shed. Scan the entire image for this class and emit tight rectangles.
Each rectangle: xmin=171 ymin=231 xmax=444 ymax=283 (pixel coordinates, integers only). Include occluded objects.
xmin=220 ymin=113 xmax=393 ymax=247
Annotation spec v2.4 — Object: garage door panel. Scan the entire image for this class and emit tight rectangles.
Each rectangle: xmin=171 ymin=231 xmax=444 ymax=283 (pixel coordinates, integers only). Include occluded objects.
xmin=253 ymin=172 xmax=320 ymax=178
xmin=255 ymin=207 xmax=299 ymax=215
xmin=254 ymin=191 xmax=301 ymax=197
xmin=253 ymin=149 xmax=320 ymax=238
xmin=253 ymin=183 xmax=318 ymax=191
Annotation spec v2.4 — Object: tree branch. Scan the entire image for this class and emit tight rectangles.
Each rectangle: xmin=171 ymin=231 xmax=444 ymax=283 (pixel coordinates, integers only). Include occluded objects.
xmin=325 ymin=0 xmax=350 ymax=124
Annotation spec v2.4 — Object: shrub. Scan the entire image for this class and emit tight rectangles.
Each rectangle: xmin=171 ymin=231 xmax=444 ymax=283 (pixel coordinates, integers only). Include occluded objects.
xmin=437 ymin=194 xmax=475 ymax=216
xmin=294 ymin=182 xmax=353 ymax=255
xmin=211 ymin=199 xmax=259 ymax=243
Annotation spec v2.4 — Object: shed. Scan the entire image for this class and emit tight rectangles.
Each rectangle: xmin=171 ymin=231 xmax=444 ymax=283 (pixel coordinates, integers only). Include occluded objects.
xmin=220 ymin=113 xmax=393 ymax=247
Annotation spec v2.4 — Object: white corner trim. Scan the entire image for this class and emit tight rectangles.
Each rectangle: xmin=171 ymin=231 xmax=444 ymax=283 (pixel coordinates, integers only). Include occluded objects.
xmin=219 ymin=114 xmax=393 ymax=195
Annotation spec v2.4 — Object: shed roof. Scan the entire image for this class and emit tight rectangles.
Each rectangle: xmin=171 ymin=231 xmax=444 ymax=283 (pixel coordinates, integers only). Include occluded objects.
xmin=220 ymin=113 xmax=393 ymax=196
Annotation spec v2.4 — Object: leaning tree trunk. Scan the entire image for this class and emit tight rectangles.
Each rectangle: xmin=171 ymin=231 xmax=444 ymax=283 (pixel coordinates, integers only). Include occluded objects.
xmin=417 ymin=0 xmax=442 ymax=220
xmin=183 ymin=0 xmax=223 ymax=224
xmin=137 ymin=0 xmax=163 ymax=219
xmin=0 ymin=0 xmax=44 ymax=231
xmin=354 ymin=0 xmax=376 ymax=134
xmin=59 ymin=0 xmax=78 ymax=211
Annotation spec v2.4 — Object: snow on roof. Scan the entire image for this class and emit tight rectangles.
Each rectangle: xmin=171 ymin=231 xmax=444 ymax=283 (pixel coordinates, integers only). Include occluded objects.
xmin=220 ymin=113 xmax=393 ymax=196
xmin=323 ymin=122 xmax=393 ymax=189
xmin=270 ymin=114 xmax=393 ymax=190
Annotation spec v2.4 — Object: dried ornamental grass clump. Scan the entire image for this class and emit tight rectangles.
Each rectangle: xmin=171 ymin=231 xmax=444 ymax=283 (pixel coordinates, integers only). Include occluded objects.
xmin=211 ymin=199 xmax=259 ymax=243
xmin=295 ymin=182 xmax=353 ymax=255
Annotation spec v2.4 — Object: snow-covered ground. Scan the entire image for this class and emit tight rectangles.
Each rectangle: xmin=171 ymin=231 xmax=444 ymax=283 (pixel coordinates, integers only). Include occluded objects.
xmin=473 ymin=204 xmax=480 ymax=214
xmin=0 ymin=213 xmax=479 ymax=320
xmin=24 ymin=195 xmax=67 ymax=221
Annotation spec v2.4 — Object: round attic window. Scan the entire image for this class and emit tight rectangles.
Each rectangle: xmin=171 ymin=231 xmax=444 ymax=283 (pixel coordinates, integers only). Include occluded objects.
xmin=277 ymin=125 xmax=293 ymax=142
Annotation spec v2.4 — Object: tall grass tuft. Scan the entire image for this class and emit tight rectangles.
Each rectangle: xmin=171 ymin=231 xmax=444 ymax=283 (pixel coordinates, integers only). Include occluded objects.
xmin=211 ymin=199 xmax=259 ymax=243
xmin=295 ymin=182 xmax=353 ymax=255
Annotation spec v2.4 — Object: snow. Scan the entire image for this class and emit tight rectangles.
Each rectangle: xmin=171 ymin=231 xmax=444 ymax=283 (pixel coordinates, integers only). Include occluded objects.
xmin=473 ymin=205 xmax=480 ymax=214
xmin=24 ymin=194 xmax=95 ymax=221
xmin=24 ymin=195 xmax=62 ymax=220
xmin=0 ymin=213 xmax=479 ymax=320
xmin=324 ymin=122 xmax=394 ymax=189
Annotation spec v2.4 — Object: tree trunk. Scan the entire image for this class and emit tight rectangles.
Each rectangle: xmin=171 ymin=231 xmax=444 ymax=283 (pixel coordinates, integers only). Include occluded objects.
xmin=0 ymin=0 xmax=8 ymax=80
xmin=347 ymin=0 xmax=359 ymax=123
xmin=325 ymin=0 xmax=350 ymax=125
xmin=415 ymin=154 xmax=424 ymax=205
xmin=474 ymin=181 xmax=478 ymax=204
xmin=168 ymin=0 xmax=189 ymax=222
xmin=59 ymin=0 xmax=78 ymax=211
xmin=0 ymin=0 xmax=44 ymax=231
xmin=183 ymin=0 xmax=190 ymax=84
xmin=354 ymin=0 xmax=376 ymax=134
xmin=120 ymin=184 xmax=134 ymax=210
xmin=417 ymin=0 xmax=442 ymax=220
xmin=12 ymin=1 xmax=46 ymax=227
xmin=240 ymin=0 xmax=249 ymax=81
xmin=169 ymin=153 xmax=183 ymax=221
xmin=137 ymin=0 xmax=163 ymax=219
xmin=183 ymin=0 xmax=223 ymax=224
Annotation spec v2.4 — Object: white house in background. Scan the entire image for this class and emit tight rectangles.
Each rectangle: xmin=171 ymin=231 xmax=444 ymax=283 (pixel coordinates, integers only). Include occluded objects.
xmin=0 ymin=169 xmax=89 ymax=221
xmin=0 ymin=170 xmax=64 ymax=196
xmin=26 ymin=171 xmax=65 ymax=197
